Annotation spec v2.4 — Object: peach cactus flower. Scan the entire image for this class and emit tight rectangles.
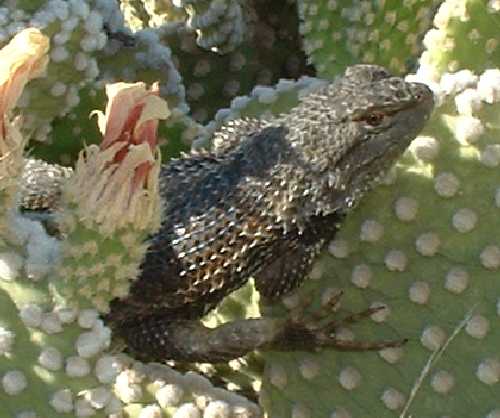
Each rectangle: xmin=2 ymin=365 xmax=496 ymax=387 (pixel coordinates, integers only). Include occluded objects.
xmin=0 ymin=28 xmax=49 ymax=178
xmin=0 ymin=28 xmax=49 ymax=140
xmin=68 ymin=82 xmax=170 ymax=234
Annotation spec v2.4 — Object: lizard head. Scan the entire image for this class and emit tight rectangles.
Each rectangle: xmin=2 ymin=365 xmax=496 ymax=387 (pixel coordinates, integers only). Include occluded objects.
xmin=288 ymin=64 xmax=434 ymax=216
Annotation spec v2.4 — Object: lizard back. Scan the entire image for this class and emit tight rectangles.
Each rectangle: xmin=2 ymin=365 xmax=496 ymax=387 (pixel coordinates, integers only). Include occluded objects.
xmin=18 ymin=65 xmax=434 ymax=328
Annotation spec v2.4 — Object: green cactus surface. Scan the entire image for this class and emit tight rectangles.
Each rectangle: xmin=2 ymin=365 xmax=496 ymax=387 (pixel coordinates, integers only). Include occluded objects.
xmin=0 ymin=0 xmax=499 ymax=417
xmin=258 ymin=2 xmax=500 ymax=418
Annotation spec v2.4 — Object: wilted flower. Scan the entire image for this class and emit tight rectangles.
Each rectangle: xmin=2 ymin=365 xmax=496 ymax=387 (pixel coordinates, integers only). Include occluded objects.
xmin=0 ymin=28 xmax=49 ymax=149
xmin=0 ymin=28 xmax=49 ymax=180
xmin=68 ymin=82 xmax=170 ymax=234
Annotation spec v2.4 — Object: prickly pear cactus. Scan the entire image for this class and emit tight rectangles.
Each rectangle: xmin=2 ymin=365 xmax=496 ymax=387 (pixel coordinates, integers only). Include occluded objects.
xmin=297 ymin=0 xmax=442 ymax=78
xmin=259 ymin=1 xmax=500 ymax=418
xmin=1 ymin=0 xmax=500 ymax=418
xmin=0 ymin=27 xmax=259 ymax=418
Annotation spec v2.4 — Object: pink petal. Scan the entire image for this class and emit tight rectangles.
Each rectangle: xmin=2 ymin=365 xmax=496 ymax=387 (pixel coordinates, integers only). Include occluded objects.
xmin=0 ymin=29 xmax=49 ymax=141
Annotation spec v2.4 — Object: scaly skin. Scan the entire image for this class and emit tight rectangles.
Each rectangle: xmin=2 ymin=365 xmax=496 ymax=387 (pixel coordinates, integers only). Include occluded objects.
xmin=19 ymin=65 xmax=434 ymax=363
xmin=103 ymin=64 xmax=434 ymax=363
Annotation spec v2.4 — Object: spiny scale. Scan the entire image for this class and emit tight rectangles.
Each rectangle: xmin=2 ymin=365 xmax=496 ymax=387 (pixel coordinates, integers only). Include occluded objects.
xmin=110 ymin=64 xmax=433 ymax=362
xmin=20 ymin=65 xmax=434 ymax=362
xmin=19 ymin=158 xmax=73 ymax=211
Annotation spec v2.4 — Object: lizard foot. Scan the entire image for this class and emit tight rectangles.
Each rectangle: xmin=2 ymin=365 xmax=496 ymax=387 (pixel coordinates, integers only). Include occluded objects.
xmin=115 ymin=290 xmax=405 ymax=363
xmin=270 ymin=289 xmax=407 ymax=352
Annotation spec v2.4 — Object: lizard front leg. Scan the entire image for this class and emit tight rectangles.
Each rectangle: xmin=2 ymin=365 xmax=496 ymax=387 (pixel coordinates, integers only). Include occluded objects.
xmin=116 ymin=301 xmax=405 ymax=363
xmin=117 ymin=316 xmax=287 ymax=363
xmin=255 ymin=213 xmax=343 ymax=299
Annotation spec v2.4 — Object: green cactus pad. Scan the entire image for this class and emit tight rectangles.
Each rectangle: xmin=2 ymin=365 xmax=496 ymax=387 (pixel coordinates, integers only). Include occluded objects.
xmin=421 ymin=0 xmax=500 ymax=78
xmin=259 ymin=67 xmax=500 ymax=418
xmin=298 ymin=0 xmax=441 ymax=78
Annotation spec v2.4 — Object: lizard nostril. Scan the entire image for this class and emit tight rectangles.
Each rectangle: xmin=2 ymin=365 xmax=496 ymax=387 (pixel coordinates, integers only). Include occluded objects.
xmin=412 ymin=84 xmax=434 ymax=103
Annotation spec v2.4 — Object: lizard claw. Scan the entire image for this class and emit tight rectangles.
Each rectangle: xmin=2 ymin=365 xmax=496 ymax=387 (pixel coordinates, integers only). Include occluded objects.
xmin=275 ymin=290 xmax=407 ymax=352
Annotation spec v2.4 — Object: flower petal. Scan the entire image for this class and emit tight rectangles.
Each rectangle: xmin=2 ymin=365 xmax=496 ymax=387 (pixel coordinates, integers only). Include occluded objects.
xmin=0 ymin=28 xmax=49 ymax=142
xmin=68 ymin=81 xmax=169 ymax=234
xmin=98 ymin=82 xmax=169 ymax=151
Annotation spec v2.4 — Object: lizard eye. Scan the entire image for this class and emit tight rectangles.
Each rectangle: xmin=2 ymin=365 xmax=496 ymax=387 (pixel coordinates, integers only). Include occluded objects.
xmin=364 ymin=111 xmax=385 ymax=126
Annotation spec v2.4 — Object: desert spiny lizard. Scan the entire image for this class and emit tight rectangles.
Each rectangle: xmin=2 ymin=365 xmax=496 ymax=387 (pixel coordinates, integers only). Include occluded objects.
xmin=20 ymin=65 xmax=434 ymax=363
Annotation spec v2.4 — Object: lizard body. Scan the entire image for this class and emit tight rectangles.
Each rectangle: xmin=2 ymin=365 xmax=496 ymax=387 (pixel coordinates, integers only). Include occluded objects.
xmin=21 ymin=65 xmax=434 ymax=363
